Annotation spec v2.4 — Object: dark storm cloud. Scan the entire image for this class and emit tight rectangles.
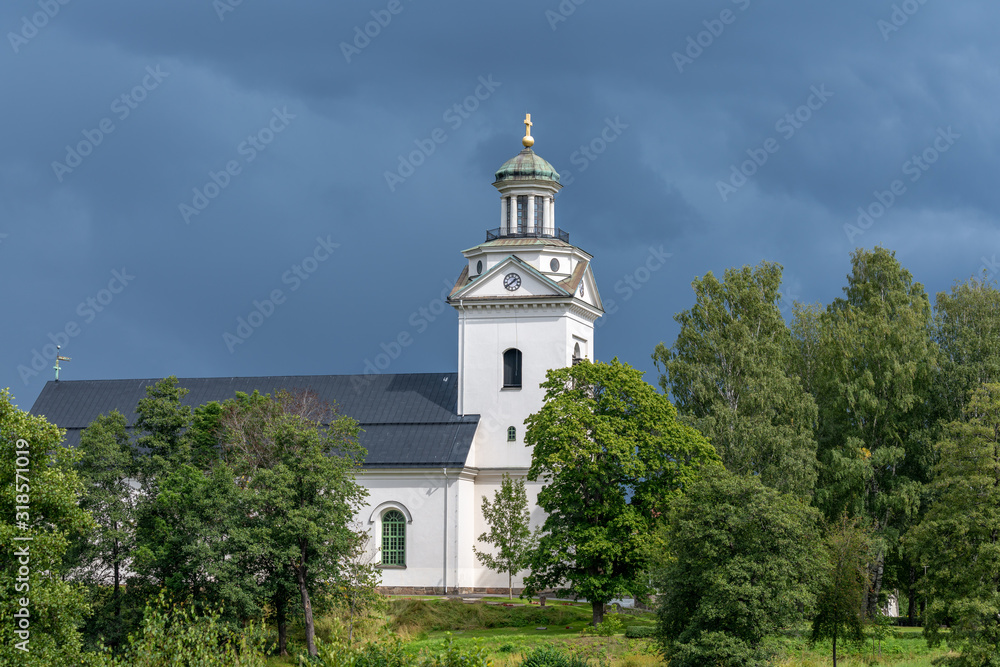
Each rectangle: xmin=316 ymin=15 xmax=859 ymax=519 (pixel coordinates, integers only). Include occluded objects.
xmin=1 ymin=0 xmax=996 ymax=406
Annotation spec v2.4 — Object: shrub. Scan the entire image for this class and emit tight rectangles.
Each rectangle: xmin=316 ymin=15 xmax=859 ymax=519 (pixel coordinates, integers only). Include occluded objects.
xmin=309 ymin=633 xmax=492 ymax=667
xmin=519 ymin=646 xmax=594 ymax=667
xmin=580 ymin=612 xmax=624 ymax=637
xmin=421 ymin=633 xmax=492 ymax=667
xmin=92 ymin=592 xmax=270 ymax=666
xmin=309 ymin=635 xmax=410 ymax=667
xmin=624 ymin=626 xmax=656 ymax=639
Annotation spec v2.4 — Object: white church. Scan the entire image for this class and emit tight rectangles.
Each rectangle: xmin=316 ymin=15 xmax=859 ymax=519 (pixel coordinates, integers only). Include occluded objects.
xmin=30 ymin=116 xmax=604 ymax=594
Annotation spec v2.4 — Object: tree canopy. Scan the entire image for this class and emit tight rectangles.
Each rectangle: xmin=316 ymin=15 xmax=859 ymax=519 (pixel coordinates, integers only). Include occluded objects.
xmin=656 ymin=468 xmax=825 ymax=667
xmin=0 ymin=388 xmax=94 ymax=665
xmin=806 ymin=247 xmax=938 ymax=614
xmin=907 ymin=383 xmax=1000 ymax=665
xmin=655 ymin=261 xmax=819 ymax=498
xmin=523 ymin=358 xmax=720 ymax=625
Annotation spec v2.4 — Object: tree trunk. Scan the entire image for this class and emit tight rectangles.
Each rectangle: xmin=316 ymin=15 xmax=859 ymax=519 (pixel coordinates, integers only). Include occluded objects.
xmin=294 ymin=555 xmax=316 ymax=657
xmin=866 ymin=551 xmax=885 ymax=617
xmin=907 ymin=567 xmax=917 ymax=625
xmin=832 ymin=632 xmax=837 ymax=667
xmin=508 ymin=572 xmax=512 ymax=600
xmin=113 ymin=541 xmax=121 ymax=614
xmin=348 ymin=601 xmax=355 ymax=645
xmin=275 ymin=587 xmax=288 ymax=656
xmin=591 ymin=600 xmax=604 ymax=626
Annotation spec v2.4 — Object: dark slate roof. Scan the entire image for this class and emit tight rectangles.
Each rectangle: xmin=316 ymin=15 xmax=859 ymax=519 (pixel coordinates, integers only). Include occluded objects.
xmin=29 ymin=373 xmax=477 ymax=469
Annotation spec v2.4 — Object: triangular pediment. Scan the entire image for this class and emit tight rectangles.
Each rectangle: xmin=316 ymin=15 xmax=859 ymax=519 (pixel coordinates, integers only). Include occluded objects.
xmin=450 ymin=256 xmax=571 ymax=301
xmin=561 ymin=263 xmax=603 ymax=312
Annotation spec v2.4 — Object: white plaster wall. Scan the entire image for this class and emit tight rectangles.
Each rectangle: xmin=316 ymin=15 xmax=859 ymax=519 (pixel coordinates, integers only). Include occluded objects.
xmin=356 ymin=468 xmax=482 ymax=592
xmin=356 ymin=470 xmax=449 ymax=589
xmin=459 ymin=305 xmax=596 ymax=470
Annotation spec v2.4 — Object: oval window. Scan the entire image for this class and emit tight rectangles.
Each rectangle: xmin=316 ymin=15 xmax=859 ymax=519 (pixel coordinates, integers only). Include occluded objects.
xmin=476 ymin=260 xmax=483 ymax=275
xmin=550 ymin=258 xmax=560 ymax=272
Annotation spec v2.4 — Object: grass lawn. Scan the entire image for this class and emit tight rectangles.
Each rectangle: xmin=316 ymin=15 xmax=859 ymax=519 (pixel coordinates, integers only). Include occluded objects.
xmin=264 ymin=597 xmax=955 ymax=666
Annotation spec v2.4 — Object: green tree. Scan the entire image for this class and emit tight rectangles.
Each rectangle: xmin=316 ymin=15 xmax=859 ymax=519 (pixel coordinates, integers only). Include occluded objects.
xmin=788 ymin=301 xmax=825 ymax=399
xmin=906 ymin=383 xmax=1000 ymax=665
xmin=813 ymin=247 xmax=938 ymax=615
xmin=811 ymin=515 xmax=873 ymax=667
xmin=130 ymin=461 xmax=262 ymax=624
xmin=523 ymin=358 xmax=720 ymax=626
xmin=221 ymin=390 xmax=368 ymax=657
xmin=0 ymin=388 xmax=95 ymax=665
xmin=75 ymin=410 xmax=137 ymax=651
xmin=133 ymin=376 xmax=194 ymax=493
xmin=934 ymin=274 xmax=1000 ymax=422
xmin=472 ymin=473 xmax=539 ymax=599
xmin=127 ymin=379 xmax=263 ymax=629
xmin=654 ymin=261 xmax=819 ymax=498
xmin=656 ymin=468 xmax=825 ymax=667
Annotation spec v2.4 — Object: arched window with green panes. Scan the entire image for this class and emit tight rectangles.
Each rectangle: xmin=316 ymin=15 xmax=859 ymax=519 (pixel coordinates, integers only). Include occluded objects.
xmin=381 ymin=509 xmax=406 ymax=566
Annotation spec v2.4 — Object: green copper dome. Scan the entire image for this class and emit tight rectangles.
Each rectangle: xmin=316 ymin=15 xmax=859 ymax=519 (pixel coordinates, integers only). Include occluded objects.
xmin=494 ymin=148 xmax=560 ymax=184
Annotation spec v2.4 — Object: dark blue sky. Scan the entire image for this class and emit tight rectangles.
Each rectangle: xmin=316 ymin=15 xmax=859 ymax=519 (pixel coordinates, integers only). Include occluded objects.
xmin=3 ymin=0 xmax=996 ymax=410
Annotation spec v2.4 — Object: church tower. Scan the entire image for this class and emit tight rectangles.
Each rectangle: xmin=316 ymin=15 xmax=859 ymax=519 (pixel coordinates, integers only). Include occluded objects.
xmin=448 ymin=115 xmax=604 ymax=471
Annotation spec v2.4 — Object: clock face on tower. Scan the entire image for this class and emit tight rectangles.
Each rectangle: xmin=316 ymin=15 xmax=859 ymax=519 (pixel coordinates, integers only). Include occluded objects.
xmin=503 ymin=273 xmax=522 ymax=291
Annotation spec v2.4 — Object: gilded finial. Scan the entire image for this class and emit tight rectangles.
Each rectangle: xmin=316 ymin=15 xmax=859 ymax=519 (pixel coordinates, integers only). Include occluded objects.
xmin=522 ymin=113 xmax=534 ymax=148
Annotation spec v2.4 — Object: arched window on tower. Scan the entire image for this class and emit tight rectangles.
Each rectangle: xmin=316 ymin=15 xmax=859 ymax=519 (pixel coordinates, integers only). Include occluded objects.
xmin=381 ymin=509 xmax=406 ymax=566
xmin=573 ymin=343 xmax=582 ymax=365
xmin=503 ymin=348 xmax=522 ymax=388
xmin=507 ymin=426 xmax=517 ymax=441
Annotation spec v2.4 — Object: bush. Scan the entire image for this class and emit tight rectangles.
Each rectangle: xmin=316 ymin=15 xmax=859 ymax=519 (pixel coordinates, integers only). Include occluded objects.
xmin=580 ymin=612 xmax=624 ymax=637
xmin=310 ymin=635 xmax=410 ymax=667
xmin=624 ymin=626 xmax=656 ymax=639
xmin=519 ymin=646 xmax=595 ymax=667
xmin=422 ymin=633 xmax=492 ymax=667
xmin=92 ymin=592 xmax=271 ymax=666
xmin=663 ymin=631 xmax=776 ymax=667
xmin=309 ymin=633 xmax=491 ymax=667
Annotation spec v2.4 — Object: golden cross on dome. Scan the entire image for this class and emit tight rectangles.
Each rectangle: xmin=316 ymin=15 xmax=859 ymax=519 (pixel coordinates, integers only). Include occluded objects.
xmin=522 ymin=113 xmax=535 ymax=148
